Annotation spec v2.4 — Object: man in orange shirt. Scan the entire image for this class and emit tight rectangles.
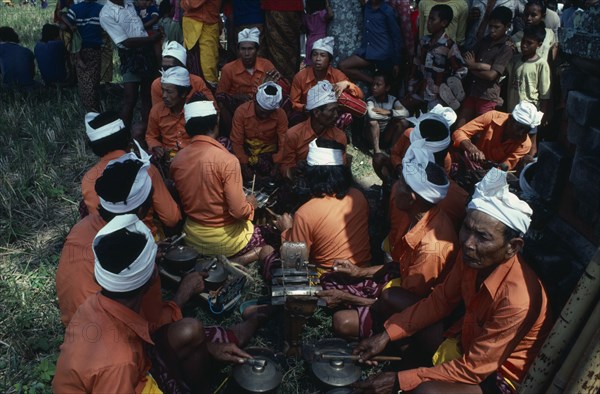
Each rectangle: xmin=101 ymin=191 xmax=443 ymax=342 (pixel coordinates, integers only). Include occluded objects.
xmin=323 ymin=143 xmax=458 ymax=339
xmin=150 ymin=41 xmax=214 ymax=106
xmin=354 ymin=168 xmax=552 ymax=394
xmin=171 ymin=98 xmax=269 ymax=265
xmin=181 ymin=0 xmax=220 ymax=83
xmin=81 ymin=111 xmax=181 ymax=235
xmin=289 ymin=36 xmax=364 ymax=128
xmin=53 ymin=215 xmax=262 ymax=393
xmin=230 ymin=81 xmax=287 ymax=182
xmin=146 ymin=66 xmax=192 ymax=157
xmin=216 ymin=27 xmax=281 ymax=136
xmin=280 ymin=81 xmax=348 ymax=180
xmin=452 ymin=101 xmax=543 ymax=170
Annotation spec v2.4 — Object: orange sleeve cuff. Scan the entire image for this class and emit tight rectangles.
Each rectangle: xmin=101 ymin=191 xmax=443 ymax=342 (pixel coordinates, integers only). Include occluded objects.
xmin=398 ymin=368 xmax=426 ymax=391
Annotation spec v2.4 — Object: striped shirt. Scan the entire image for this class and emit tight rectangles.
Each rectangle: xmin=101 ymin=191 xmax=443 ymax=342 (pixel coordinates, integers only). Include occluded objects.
xmin=66 ymin=1 xmax=104 ymax=48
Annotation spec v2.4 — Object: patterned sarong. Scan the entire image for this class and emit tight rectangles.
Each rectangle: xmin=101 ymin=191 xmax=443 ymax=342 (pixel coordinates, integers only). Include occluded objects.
xmin=264 ymin=11 xmax=302 ymax=81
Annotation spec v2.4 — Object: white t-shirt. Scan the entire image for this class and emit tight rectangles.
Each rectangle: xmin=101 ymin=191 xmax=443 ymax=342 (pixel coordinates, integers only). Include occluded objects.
xmin=99 ymin=0 xmax=147 ymax=48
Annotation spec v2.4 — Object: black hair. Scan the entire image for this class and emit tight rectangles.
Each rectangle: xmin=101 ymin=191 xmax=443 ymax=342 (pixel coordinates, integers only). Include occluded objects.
xmin=237 ymin=41 xmax=259 ymax=50
xmin=305 ymin=138 xmax=352 ymax=199
xmin=264 ymin=84 xmax=278 ymax=95
xmin=95 ymin=159 xmax=143 ymax=203
xmin=311 ymin=48 xmax=334 ymax=63
xmin=424 ymin=161 xmax=449 ymax=186
xmin=162 ymin=56 xmax=185 ymax=68
xmin=158 ymin=0 xmax=172 ymax=17
xmin=0 ymin=26 xmax=19 ymax=43
xmin=372 ymin=71 xmax=392 ymax=87
xmin=184 ymin=94 xmax=218 ymax=136
xmin=87 ymin=112 xmax=131 ymax=157
xmin=306 ymin=0 xmax=327 ymax=14
xmin=522 ymin=23 xmax=547 ymax=43
xmin=489 ymin=6 xmax=513 ymax=26
xmin=503 ymin=225 xmax=522 ymax=242
xmin=175 ymin=84 xmax=192 ymax=97
xmin=525 ymin=0 xmax=547 ymax=15
xmin=431 ymin=4 xmax=453 ymax=24
xmin=95 ymin=228 xmax=151 ymax=298
xmin=98 ymin=191 xmax=153 ymax=222
xmin=41 ymin=24 xmax=60 ymax=43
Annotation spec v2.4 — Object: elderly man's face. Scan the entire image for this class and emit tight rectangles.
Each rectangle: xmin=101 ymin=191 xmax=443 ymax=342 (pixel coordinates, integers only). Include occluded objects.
xmin=314 ymin=102 xmax=339 ymax=128
xmin=505 ymin=116 xmax=531 ymax=140
xmin=459 ymin=210 xmax=516 ymax=270
xmin=161 ymin=83 xmax=185 ymax=109
xmin=239 ymin=42 xmax=258 ymax=68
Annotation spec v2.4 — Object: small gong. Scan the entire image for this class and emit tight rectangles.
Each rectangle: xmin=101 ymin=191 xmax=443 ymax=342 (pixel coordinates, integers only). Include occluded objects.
xmin=232 ymin=347 xmax=283 ymax=393
xmin=311 ymin=339 xmax=361 ymax=387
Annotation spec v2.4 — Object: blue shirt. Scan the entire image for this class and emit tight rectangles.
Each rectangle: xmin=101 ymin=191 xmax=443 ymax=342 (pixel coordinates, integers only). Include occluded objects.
xmin=66 ymin=1 xmax=104 ymax=48
xmin=0 ymin=42 xmax=36 ymax=88
xmin=34 ymin=40 xmax=67 ymax=85
xmin=233 ymin=0 xmax=264 ymax=26
xmin=136 ymin=4 xmax=159 ymax=26
xmin=355 ymin=2 xmax=402 ymax=64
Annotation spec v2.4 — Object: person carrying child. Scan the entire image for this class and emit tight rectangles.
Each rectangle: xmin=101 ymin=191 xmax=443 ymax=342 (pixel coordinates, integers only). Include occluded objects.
xmin=302 ymin=0 xmax=333 ymax=66
xmin=135 ymin=0 xmax=161 ymax=64
xmin=456 ymin=6 xmax=514 ymax=128
xmin=408 ymin=4 xmax=467 ymax=111
xmin=366 ymin=72 xmax=409 ymax=154
xmin=507 ymin=23 xmax=551 ymax=157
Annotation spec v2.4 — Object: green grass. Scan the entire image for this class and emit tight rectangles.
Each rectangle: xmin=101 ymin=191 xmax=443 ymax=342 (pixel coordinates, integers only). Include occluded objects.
xmin=0 ymin=4 xmax=381 ymax=393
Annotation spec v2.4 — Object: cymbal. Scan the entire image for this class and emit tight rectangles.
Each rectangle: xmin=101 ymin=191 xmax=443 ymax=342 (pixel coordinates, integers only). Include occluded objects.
xmin=232 ymin=347 xmax=282 ymax=393
xmin=310 ymin=339 xmax=361 ymax=387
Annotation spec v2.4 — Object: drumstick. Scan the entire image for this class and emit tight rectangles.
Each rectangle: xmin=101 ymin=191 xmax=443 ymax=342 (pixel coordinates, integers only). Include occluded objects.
xmin=251 ymin=174 xmax=256 ymax=194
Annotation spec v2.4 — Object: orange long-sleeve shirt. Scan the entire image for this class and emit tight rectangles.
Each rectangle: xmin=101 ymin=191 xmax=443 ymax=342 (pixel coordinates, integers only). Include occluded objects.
xmin=146 ymin=102 xmax=190 ymax=151
xmin=55 ymin=214 xmax=174 ymax=327
xmin=150 ymin=73 xmax=215 ymax=106
xmin=230 ymin=101 xmax=288 ymax=164
xmin=82 ymin=151 xmax=182 ymax=235
xmin=216 ymin=57 xmax=276 ymax=97
xmin=290 ymin=66 xmax=363 ymax=112
xmin=53 ymin=293 xmax=182 ymax=393
xmin=283 ymin=188 xmax=371 ymax=268
xmin=180 ymin=0 xmax=220 ymax=23
xmin=170 ymin=135 xmax=254 ymax=227
xmin=390 ymin=206 xmax=458 ymax=297
xmin=452 ymin=111 xmax=531 ymax=170
xmin=385 ymin=253 xmax=552 ymax=391
xmin=279 ymin=119 xmax=348 ymax=175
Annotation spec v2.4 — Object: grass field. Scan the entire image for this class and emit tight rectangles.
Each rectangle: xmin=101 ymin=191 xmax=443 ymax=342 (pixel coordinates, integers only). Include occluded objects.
xmin=0 ymin=3 xmax=378 ymax=393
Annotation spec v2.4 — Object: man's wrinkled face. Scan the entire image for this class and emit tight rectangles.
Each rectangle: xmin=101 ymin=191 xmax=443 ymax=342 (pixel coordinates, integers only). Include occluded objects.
xmin=239 ymin=42 xmax=258 ymax=68
xmin=505 ymin=116 xmax=531 ymax=140
xmin=162 ymin=83 xmax=184 ymax=108
xmin=314 ymin=102 xmax=339 ymax=128
xmin=459 ymin=210 xmax=513 ymax=269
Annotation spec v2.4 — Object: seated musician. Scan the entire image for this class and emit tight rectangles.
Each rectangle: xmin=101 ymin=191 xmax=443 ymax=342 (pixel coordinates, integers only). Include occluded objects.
xmin=170 ymin=98 xmax=270 ymax=265
xmin=146 ymin=66 xmax=192 ymax=158
xmin=150 ymin=40 xmax=214 ymax=106
xmin=452 ymin=101 xmax=542 ymax=170
xmin=81 ymin=111 xmax=181 ymax=235
xmin=216 ymin=27 xmax=281 ymax=135
xmin=230 ymin=81 xmax=287 ymax=182
xmin=353 ymin=168 xmax=552 ymax=394
xmin=279 ymin=81 xmax=348 ymax=180
xmin=53 ymin=215 xmax=266 ymax=393
xmin=289 ymin=36 xmax=364 ymax=128
xmin=320 ymin=143 xmax=458 ymax=339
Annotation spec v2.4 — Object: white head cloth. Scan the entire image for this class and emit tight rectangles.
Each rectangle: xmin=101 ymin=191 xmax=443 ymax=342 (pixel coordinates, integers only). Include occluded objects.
xmin=238 ymin=27 xmax=260 ymax=44
xmin=256 ymin=81 xmax=282 ymax=111
xmin=85 ymin=112 xmax=125 ymax=142
xmin=312 ymin=36 xmax=334 ymax=55
xmin=184 ymin=100 xmax=218 ymax=122
xmin=306 ymin=80 xmax=338 ymax=111
xmin=306 ymin=139 xmax=344 ymax=166
xmin=162 ymin=40 xmax=187 ymax=65
xmin=161 ymin=66 xmax=190 ymax=87
xmin=512 ymin=101 xmax=544 ymax=128
xmin=99 ymin=141 xmax=153 ymax=213
xmin=407 ymin=112 xmax=451 ymax=154
xmin=429 ymin=104 xmax=457 ymax=128
xmin=93 ymin=214 xmax=157 ymax=293
xmin=402 ymin=139 xmax=449 ymax=204
xmin=468 ymin=167 xmax=533 ymax=235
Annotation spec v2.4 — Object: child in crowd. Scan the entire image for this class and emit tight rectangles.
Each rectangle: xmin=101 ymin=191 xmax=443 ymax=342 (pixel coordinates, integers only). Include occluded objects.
xmin=457 ymin=6 xmax=514 ymax=128
xmin=409 ymin=4 xmax=467 ymax=111
xmin=507 ymin=23 xmax=551 ymax=157
xmin=62 ymin=0 xmax=104 ymax=111
xmin=366 ymin=72 xmax=409 ymax=154
xmin=302 ymin=0 xmax=333 ymax=66
xmin=136 ymin=0 xmax=161 ymax=63
xmin=157 ymin=0 xmax=183 ymax=44
xmin=418 ymin=0 xmax=469 ymax=46
xmin=34 ymin=24 xmax=68 ymax=86
xmin=511 ymin=0 xmax=557 ymax=63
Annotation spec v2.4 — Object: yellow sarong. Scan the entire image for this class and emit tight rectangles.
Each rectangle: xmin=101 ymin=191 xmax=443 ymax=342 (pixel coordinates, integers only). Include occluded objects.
xmin=246 ymin=138 xmax=277 ymax=166
xmin=141 ymin=374 xmax=162 ymax=394
xmin=184 ymin=218 xmax=254 ymax=257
